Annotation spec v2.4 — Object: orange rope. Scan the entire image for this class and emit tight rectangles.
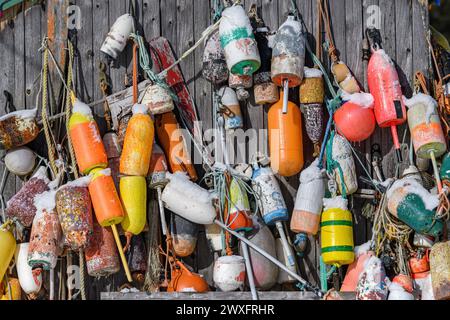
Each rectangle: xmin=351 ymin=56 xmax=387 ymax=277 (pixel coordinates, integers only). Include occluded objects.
xmin=132 ymin=42 xmax=139 ymax=104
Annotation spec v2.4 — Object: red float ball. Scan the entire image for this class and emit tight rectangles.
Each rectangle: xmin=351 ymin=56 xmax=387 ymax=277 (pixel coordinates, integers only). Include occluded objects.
xmin=334 ymin=101 xmax=376 ymax=142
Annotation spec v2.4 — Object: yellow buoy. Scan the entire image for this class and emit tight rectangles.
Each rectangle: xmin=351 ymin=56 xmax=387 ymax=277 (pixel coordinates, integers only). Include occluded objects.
xmin=120 ymin=176 xmax=147 ymax=237
xmin=0 ymin=224 xmax=16 ymax=283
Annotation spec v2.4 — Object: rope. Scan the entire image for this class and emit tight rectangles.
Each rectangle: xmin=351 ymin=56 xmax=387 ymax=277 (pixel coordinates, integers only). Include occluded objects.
xmin=132 ymin=42 xmax=139 ymax=104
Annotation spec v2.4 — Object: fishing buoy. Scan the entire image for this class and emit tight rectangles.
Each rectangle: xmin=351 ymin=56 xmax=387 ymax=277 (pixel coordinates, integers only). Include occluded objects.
xmin=388 ymin=282 xmax=414 ymax=300
xmin=120 ymin=104 xmax=154 ymax=176
xmin=341 ymin=242 xmax=374 ymax=292
xmin=334 ymin=92 xmax=376 ymax=142
xmin=141 ymin=84 xmax=175 ymax=115
xmin=321 ymin=196 xmax=354 ymax=266
xmin=218 ymin=87 xmax=243 ymax=131
xmin=268 ymin=90 xmax=304 ymax=176
xmin=300 ymin=68 xmax=324 ymax=104
xmin=291 ymin=159 xmax=326 ymax=235
xmin=68 ymin=99 xmax=108 ymax=174
xmin=88 ymin=168 xmax=124 ymax=227
xmin=0 ymin=109 xmax=39 ymax=150
xmin=429 ymin=241 xmax=450 ymax=300
xmin=228 ymin=73 xmax=252 ymax=101
xmin=275 ymin=238 xmax=298 ymax=284
xmin=0 ymin=223 xmax=16 ymax=283
xmin=56 ymin=177 xmax=93 ymax=250
xmin=386 ymin=177 xmax=443 ymax=237
xmin=328 ymin=133 xmax=358 ymax=195
xmin=4 ymin=146 xmax=36 ymax=176
xmin=301 ymin=103 xmax=324 ymax=149
xmin=167 ymin=260 xmax=209 ymax=293
xmin=120 ymin=175 xmax=147 ymax=239
xmin=227 ymin=178 xmax=253 ymax=232
xmin=213 ymin=255 xmax=245 ymax=292
xmin=205 ymin=223 xmax=224 ymax=252
xmin=203 ymin=29 xmax=229 ymax=85
xmin=100 ymin=13 xmax=134 ymax=60
xmin=147 ymin=142 xmax=168 ymax=180
xmin=117 ymin=113 xmax=132 ymax=148
xmin=170 ymin=213 xmax=199 ymax=258
xmin=356 ymin=256 xmax=389 ymax=300
xmin=219 ymin=5 xmax=260 ymax=76
xmin=293 ymin=233 xmax=308 ymax=257
xmin=155 ymin=112 xmax=198 ymax=181
xmin=412 ymin=271 xmax=435 ymax=300
xmin=392 ymin=274 xmax=414 ymax=293
xmin=161 ymin=172 xmax=216 ymax=225
xmin=126 ymin=235 xmax=147 ymax=284
xmin=28 ymin=190 xmax=62 ymax=270
xmin=409 ymin=250 xmax=430 ymax=275
xmin=14 ymin=243 xmax=42 ymax=295
xmin=103 ymin=132 xmax=121 ymax=189
xmin=5 ymin=167 xmax=50 ymax=227
xmin=367 ymin=48 xmax=406 ymax=161
xmin=271 ymin=15 xmax=305 ymax=88
xmin=240 ymin=217 xmax=278 ymax=290
xmin=85 ymin=221 xmax=120 ymax=277
xmin=0 ymin=278 xmax=21 ymax=300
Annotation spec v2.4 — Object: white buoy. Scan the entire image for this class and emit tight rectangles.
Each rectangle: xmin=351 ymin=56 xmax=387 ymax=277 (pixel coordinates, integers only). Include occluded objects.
xmin=5 ymin=146 xmax=36 ymax=176
xmin=15 ymin=243 xmax=42 ymax=295
xmin=213 ymin=255 xmax=246 ymax=292
xmin=100 ymin=14 xmax=134 ymax=60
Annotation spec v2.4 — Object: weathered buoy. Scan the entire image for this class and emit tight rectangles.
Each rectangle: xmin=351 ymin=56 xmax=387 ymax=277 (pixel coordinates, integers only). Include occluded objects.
xmin=321 ymin=196 xmax=354 ymax=266
xmin=218 ymin=86 xmax=243 ymax=131
xmin=100 ymin=13 xmax=134 ymax=60
xmin=368 ymin=48 xmax=406 ymax=160
xmin=213 ymin=255 xmax=246 ymax=292
xmin=205 ymin=223 xmax=224 ymax=252
xmin=103 ymin=132 xmax=121 ymax=189
xmin=0 ymin=223 xmax=16 ymax=283
xmin=328 ymin=133 xmax=358 ymax=195
xmin=167 ymin=260 xmax=209 ymax=293
xmin=69 ymin=99 xmax=108 ymax=174
xmin=56 ymin=177 xmax=94 ymax=250
xmin=386 ymin=177 xmax=443 ymax=238
xmin=5 ymin=167 xmax=50 ymax=227
xmin=0 ymin=109 xmax=39 ymax=150
xmin=202 ymin=29 xmax=229 ymax=85
xmin=412 ymin=271 xmax=435 ymax=300
xmin=228 ymin=73 xmax=252 ymax=101
xmin=219 ymin=5 xmax=260 ymax=75
xmin=388 ymin=282 xmax=414 ymax=300
xmin=120 ymin=104 xmax=154 ymax=176
xmin=117 ymin=112 xmax=131 ymax=148
xmin=88 ymin=168 xmax=124 ymax=227
xmin=341 ymin=242 xmax=373 ymax=292
xmin=120 ymin=176 xmax=147 ymax=238
xmin=126 ymin=234 xmax=147 ymax=284
xmin=300 ymin=68 xmax=324 ymax=104
xmin=147 ymin=142 xmax=168 ymax=181
xmin=429 ymin=241 xmax=450 ymax=300
xmin=141 ymin=84 xmax=175 ymax=115
xmin=356 ymin=256 xmax=388 ymax=300
xmin=409 ymin=250 xmax=430 ymax=275
xmin=4 ymin=146 xmax=36 ymax=176
xmin=155 ymin=112 xmax=198 ymax=181
xmin=227 ymin=178 xmax=253 ymax=232
xmin=85 ymin=221 xmax=120 ymax=277
xmin=14 ymin=243 xmax=42 ymax=295
xmin=170 ymin=213 xmax=199 ymax=258
xmin=291 ymin=159 xmax=326 ymax=235
xmin=268 ymin=90 xmax=304 ymax=176
xmin=334 ymin=92 xmax=376 ymax=142
xmin=161 ymin=172 xmax=216 ymax=225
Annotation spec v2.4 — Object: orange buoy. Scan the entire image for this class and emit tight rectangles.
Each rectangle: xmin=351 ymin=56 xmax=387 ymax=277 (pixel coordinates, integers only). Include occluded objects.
xmin=88 ymin=168 xmax=124 ymax=227
xmin=334 ymin=92 xmax=376 ymax=142
xmin=155 ymin=112 xmax=197 ymax=181
xmin=268 ymin=90 xmax=304 ymax=176
xmin=69 ymin=99 xmax=108 ymax=174
xmin=119 ymin=104 xmax=154 ymax=176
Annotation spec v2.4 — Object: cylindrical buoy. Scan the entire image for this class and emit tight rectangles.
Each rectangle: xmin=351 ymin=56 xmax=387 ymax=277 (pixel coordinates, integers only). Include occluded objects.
xmin=68 ymin=99 xmax=108 ymax=174
xmin=103 ymin=132 xmax=122 ymax=189
xmin=271 ymin=15 xmax=305 ymax=87
xmin=85 ymin=221 xmax=120 ymax=277
xmin=368 ymin=48 xmax=406 ymax=160
xmin=300 ymin=68 xmax=324 ymax=104
xmin=268 ymin=90 xmax=304 ymax=176
xmin=0 ymin=224 xmax=16 ymax=283
xmin=386 ymin=177 xmax=443 ymax=238
xmin=251 ymin=166 xmax=287 ymax=225
xmin=147 ymin=143 xmax=168 ymax=181
xmin=120 ymin=175 xmax=147 ymax=237
xmin=56 ymin=177 xmax=93 ymax=250
xmin=334 ymin=92 xmax=376 ymax=143
xmin=276 ymin=237 xmax=298 ymax=284
xmin=202 ymin=29 xmax=229 ymax=85
xmin=406 ymin=93 xmax=447 ymax=159
xmin=240 ymin=217 xmax=278 ymax=290
xmin=301 ymin=103 xmax=324 ymax=147
xmin=4 ymin=146 xmax=36 ymax=176
xmin=213 ymin=255 xmax=246 ymax=292
xmin=227 ymin=178 xmax=253 ymax=232
xmin=0 ymin=109 xmax=39 ymax=150
xmin=341 ymin=242 xmax=373 ymax=292
xmin=126 ymin=234 xmax=147 ymax=284
xmin=170 ymin=213 xmax=199 ymax=258
xmin=328 ymin=133 xmax=358 ymax=195
xmin=161 ymin=172 xmax=216 ymax=225
xmin=117 ymin=112 xmax=132 ymax=148
xmin=14 ymin=243 xmax=42 ymax=295
xmin=339 ymin=74 xmax=361 ymax=94
xmin=228 ymin=73 xmax=252 ymax=101
xmin=5 ymin=166 xmax=50 ymax=227
xmin=355 ymin=256 xmax=388 ymax=300
xmin=218 ymin=87 xmax=244 ymax=131
xmin=219 ymin=5 xmax=260 ymax=76
xmin=28 ymin=190 xmax=62 ymax=270
xmin=120 ymin=104 xmax=154 ymax=176
xmin=321 ymin=196 xmax=354 ymax=266
xmin=141 ymin=84 xmax=175 ymax=115
xmin=88 ymin=168 xmax=124 ymax=227
xmin=429 ymin=241 xmax=450 ymax=300
xmin=205 ymin=223 xmax=224 ymax=252
xmin=100 ymin=13 xmax=134 ymax=60
xmin=291 ymin=159 xmax=326 ymax=235
xmin=155 ymin=112 xmax=198 ymax=181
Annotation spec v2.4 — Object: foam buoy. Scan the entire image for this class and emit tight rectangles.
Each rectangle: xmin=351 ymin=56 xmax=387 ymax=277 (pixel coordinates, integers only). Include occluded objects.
xmin=202 ymin=29 xmax=229 ymax=85
xmin=15 ymin=243 xmax=42 ymax=295
xmin=213 ymin=255 xmax=246 ymax=292
xmin=328 ymin=133 xmax=358 ymax=195
xmin=141 ymin=84 xmax=175 ymax=115
xmin=218 ymin=86 xmax=243 ymax=131
xmin=170 ymin=213 xmax=199 ymax=258
xmin=120 ymin=176 xmax=147 ymax=237
xmin=4 ymin=146 xmax=36 ymax=176
xmin=0 ymin=223 xmax=16 ymax=283
xmin=100 ymin=13 xmax=134 ymax=60
xmin=0 ymin=109 xmax=39 ymax=150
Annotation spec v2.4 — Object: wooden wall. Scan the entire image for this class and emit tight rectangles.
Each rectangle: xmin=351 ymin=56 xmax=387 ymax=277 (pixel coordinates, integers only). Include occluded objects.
xmin=0 ymin=0 xmax=431 ymax=298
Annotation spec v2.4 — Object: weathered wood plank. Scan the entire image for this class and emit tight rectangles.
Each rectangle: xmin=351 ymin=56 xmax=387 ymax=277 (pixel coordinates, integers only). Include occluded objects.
xmin=142 ymin=0 xmax=161 ymax=40
xmin=412 ymin=0 xmax=431 ymax=78
xmin=92 ymin=0 xmax=110 ymax=103
xmin=108 ymin=0 xmax=128 ymax=93
xmin=396 ymin=0 xmax=413 ymax=98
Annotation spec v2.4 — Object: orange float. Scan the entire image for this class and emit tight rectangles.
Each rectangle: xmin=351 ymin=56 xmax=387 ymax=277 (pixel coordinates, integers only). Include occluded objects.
xmin=268 ymin=90 xmax=303 ymax=176
xmin=155 ymin=112 xmax=197 ymax=181
xmin=120 ymin=104 xmax=154 ymax=176
xmin=68 ymin=99 xmax=108 ymax=174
